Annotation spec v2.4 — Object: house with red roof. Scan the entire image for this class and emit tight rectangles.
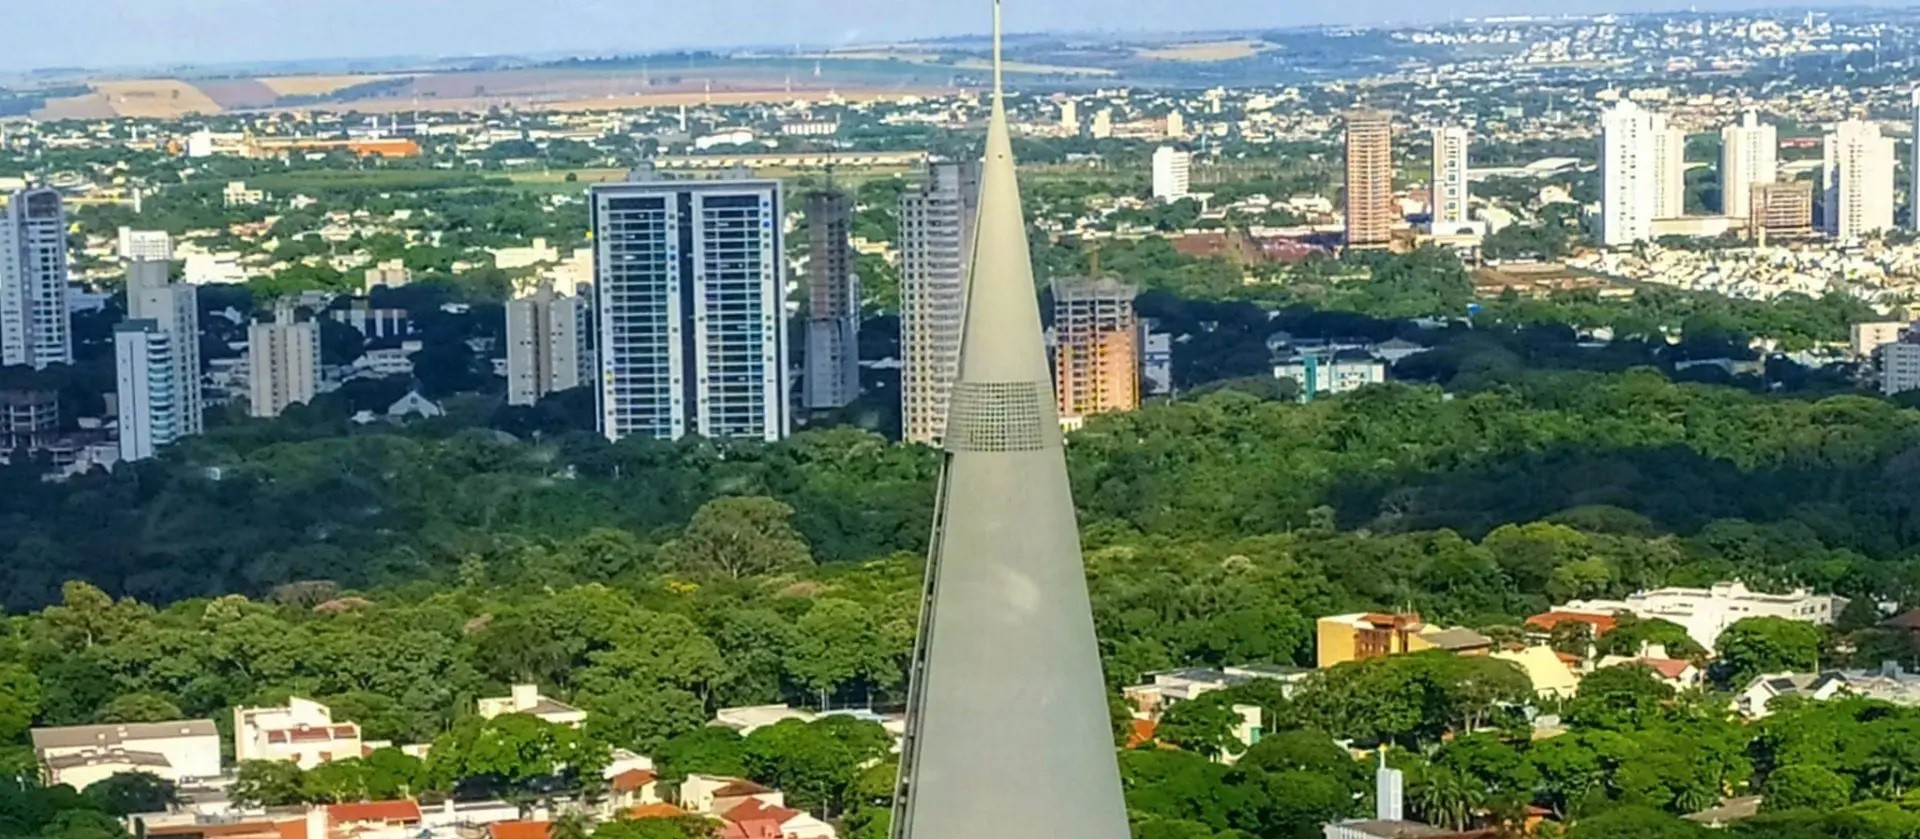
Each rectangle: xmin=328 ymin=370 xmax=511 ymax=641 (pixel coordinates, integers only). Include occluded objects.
xmin=608 ymin=767 xmax=663 ymax=811
xmin=234 ymin=697 xmax=364 ymax=769
xmin=486 ymin=820 xmax=551 ymax=839
xmin=718 ymin=798 xmax=836 ymax=839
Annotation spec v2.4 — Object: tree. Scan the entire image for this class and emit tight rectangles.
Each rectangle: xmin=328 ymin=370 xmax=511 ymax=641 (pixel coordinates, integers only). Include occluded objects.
xmin=1717 ymin=618 xmax=1823 ymax=688
xmin=1565 ymin=665 xmax=1675 ymax=730
xmin=1567 ymin=806 xmax=1710 ymax=839
xmin=655 ymin=726 xmax=747 ymax=782
xmin=94 ymin=693 xmax=184 ymax=724
xmin=426 ymin=714 xmax=612 ymax=804
xmin=1761 ymin=764 xmax=1853 ymax=813
xmin=231 ymin=760 xmax=309 ymax=807
xmin=658 ymin=497 xmax=814 ymax=581
xmin=1409 ymin=766 xmax=1484 ymax=830
xmin=1157 ymin=695 xmax=1250 ymax=760
xmin=740 ymin=717 xmax=892 ymax=817
xmin=81 ymin=772 xmax=179 ymax=816
xmin=0 ymin=665 xmax=41 ymax=743
xmin=37 ymin=809 xmax=129 ymax=839
xmin=594 ymin=816 xmax=721 ymax=839
xmin=786 ymin=599 xmax=899 ymax=707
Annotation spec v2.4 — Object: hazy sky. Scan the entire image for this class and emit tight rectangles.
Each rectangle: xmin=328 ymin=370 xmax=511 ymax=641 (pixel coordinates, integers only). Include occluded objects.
xmin=6 ymin=0 xmax=1898 ymax=71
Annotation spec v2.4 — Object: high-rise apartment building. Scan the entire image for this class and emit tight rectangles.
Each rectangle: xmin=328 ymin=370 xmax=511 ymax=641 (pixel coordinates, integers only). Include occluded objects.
xmin=1150 ymin=146 xmax=1191 ymax=202
xmin=590 ymin=174 xmax=788 ymax=442
xmin=1059 ymin=99 xmax=1078 ymax=133
xmin=1600 ymin=100 xmax=1685 ymax=247
xmin=1429 ymin=126 xmax=1471 ymax=233
xmin=900 ymin=161 xmax=981 ymax=446
xmin=505 ymin=279 xmax=593 ymax=407
xmin=0 ymin=188 xmax=72 ymax=369
xmin=1165 ymin=110 xmax=1185 ymax=140
xmin=1090 ymin=109 xmax=1112 ymax=139
xmin=248 ymin=305 xmax=320 ymax=419
xmin=1912 ymin=89 xmax=1920 ymax=232
xmin=1720 ymin=111 xmax=1778 ymax=220
xmin=117 ymin=227 xmax=174 ymax=262
xmin=126 ymin=260 xmax=202 ymax=438
xmin=114 ymin=320 xmax=177 ymax=462
xmin=804 ymin=190 xmax=860 ymax=411
xmin=1825 ymin=119 xmax=1896 ymax=241
xmin=1052 ymin=278 xmax=1139 ymax=429
xmin=1343 ymin=110 xmax=1395 ymax=249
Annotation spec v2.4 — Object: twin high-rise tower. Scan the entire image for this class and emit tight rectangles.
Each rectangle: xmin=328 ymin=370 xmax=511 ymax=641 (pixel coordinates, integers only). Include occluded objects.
xmin=0 ymin=188 xmax=72 ymax=370
xmin=889 ymin=2 xmax=1130 ymax=837
xmin=590 ymin=173 xmax=788 ymax=442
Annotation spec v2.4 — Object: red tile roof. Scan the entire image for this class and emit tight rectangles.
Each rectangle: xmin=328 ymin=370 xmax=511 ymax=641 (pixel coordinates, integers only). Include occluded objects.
xmin=1126 ymin=719 xmax=1157 ymax=749
xmin=611 ymin=768 xmax=658 ymax=792
xmin=488 ymin=821 xmax=551 ymax=839
xmin=724 ymin=798 xmax=801 ymax=825
xmin=1642 ymin=658 xmax=1694 ymax=680
xmin=327 ymin=800 xmax=422 ymax=824
xmin=1886 ymin=609 xmax=1920 ymax=630
xmin=710 ymin=779 xmax=772 ymax=797
xmin=1526 ymin=611 xmax=1618 ymax=636
xmin=629 ymin=803 xmax=692 ymax=820
xmin=266 ymin=724 xmax=360 ymax=744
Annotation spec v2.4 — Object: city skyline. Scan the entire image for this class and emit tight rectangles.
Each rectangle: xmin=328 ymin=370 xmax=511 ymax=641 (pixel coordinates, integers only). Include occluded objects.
xmin=11 ymin=0 xmax=1903 ymax=71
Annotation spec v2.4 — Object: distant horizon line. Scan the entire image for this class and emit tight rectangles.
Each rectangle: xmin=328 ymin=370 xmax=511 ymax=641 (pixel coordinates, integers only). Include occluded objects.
xmin=0 ymin=3 xmax=1861 ymax=81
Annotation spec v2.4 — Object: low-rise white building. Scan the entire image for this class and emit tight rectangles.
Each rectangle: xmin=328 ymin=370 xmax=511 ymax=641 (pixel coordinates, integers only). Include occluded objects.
xmin=477 ymin=684 xmax=586 ymax=727
xmin=234 ymin=697 xmax=363 ymax=768
xmin=1554 ymin=581 xmax=1845 ymax=652
xmin=1275 ymin=351 xmax=1386 ymax=401
xmin=32 ymin=720 xmax=221 ymax=790
xmin=1735 ymin=663 xmax=1920 ymax=718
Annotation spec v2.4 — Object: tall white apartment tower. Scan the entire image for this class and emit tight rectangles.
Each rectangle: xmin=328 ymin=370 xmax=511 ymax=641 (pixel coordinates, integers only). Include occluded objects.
xmin=248 ymin=304 xmax=320 ymax=419
xmin=1911 ymin=89 xmax=1920 ymax=232
xmin=1824 ymin=119 xmax=1896 ymax=241
xmin=115 ymin=320 xmax=176 ymax=462
xmin=1600 ymin=101 xmax=1685 ymax=246
xmin=117 ymin=228 xmax=174 ymax=262
xmin=1720 ymin=111 xmax=1778 ymax=221
xmin=126 ymin=260 xmax=202 ymax=437
xmin=590 ymin=173 xmax=789 ymax=442
xmin=899 ymin=161 xmax=981 ymax=446
xmin=1429 ymin=125 xmax=1471 ymax=232
xmin=505 ymin=279 xmax=593 ymax=407
xmin=0 ymin=188 xmax=72 ymax=369
xmin=1151 ymin=146 xmax=1192 ymax=202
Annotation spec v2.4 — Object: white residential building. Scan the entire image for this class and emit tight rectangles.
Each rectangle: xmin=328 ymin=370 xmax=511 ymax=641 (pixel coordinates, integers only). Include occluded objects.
xmin=114 ymin=321 xmax=175 ymax=463
xmin=117 ymin=228 xmax=174 ymax=262
xmin=0 ymin=188 xmax=72 ymax=369
xmin=1720 ymin=111 xmax=1778 ymax=221
xmin=1735 ymin=664 xmax=1920 ymax=719
xmin=126 ymin=260 xmax=201 ymax=439
xmin=1274 ymin=352 xmax=1386 ymax=401
xmin=1151 ymin=146 xmax=1192 ymax=201
xmin=223 ymin=181 xmax=265 ymax=207
xmin=1883 ymin=341 xmax=1920 ymax=395
xmin=477 ymin=684 xmax=587 ymax=727
xmin=1852 ymin=321 xmax=1907 ymax=359
xmin=248 ymin=305 xmax=320 ymax=419
xmin=1554 ymin=581 xmax=1846 ymax=652
xmin=1825 ymin=119 xmax=1896 ymax=241
xmin=505 ymin=280 xmax=592 ymax=407
xmin=234 ymin=697 xmax=363 ymax=769
xmin=1429 ymin=126 xmax=1471 ymax=233
xmin=1599 ymin=100 xmax=1684 ymax=246
xmin=590 ymin=175 xmax=788 ymax=442
xmin=32 ymin=720 xmax=221 ymax=790
xmin=1912 ymin=88 xmax=1920 ymax=233
xmin=363 ymin=259 xmax=412 ymax=294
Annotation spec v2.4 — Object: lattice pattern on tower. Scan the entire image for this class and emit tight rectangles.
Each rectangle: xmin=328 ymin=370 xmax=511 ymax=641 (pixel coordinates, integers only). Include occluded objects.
xmin=944 ymin=380 xmax=1048 ymax=452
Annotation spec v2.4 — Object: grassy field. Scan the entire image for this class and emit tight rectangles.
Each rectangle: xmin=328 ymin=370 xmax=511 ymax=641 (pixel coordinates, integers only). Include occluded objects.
xmin=257 ymin=74 xmax=395 ymax=97
xmin=502 ymin=168 xmax=629 ymax=193
xmin=1138 ymin=39 xmax=1274 ymax=62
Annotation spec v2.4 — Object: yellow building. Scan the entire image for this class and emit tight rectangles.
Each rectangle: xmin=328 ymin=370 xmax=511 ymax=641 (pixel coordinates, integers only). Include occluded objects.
xmin=1315 ymin=612 xmax=1493 ymax=669
xmin=1492 ymin=645 xmax=1582 ymax=700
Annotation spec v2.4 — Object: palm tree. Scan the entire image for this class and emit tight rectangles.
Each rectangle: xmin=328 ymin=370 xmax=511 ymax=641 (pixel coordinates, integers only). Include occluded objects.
xmin=1411 ymin=768 xmax=1486 ymax=831
xmin=549 ymin=809 xmax=591 ymax=839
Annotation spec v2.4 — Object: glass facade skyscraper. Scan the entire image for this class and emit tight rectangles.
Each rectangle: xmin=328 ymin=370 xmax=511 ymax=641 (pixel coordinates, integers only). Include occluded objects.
xmin=591 ymin=175 xmax=788 ymax=442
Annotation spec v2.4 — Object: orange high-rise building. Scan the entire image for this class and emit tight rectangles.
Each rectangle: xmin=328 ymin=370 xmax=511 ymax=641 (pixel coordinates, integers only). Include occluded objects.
xmin=1052 ymin=278 xmax=1139 ymax=429
xmin=1343 ymin=109 xmax=1395 ymax=249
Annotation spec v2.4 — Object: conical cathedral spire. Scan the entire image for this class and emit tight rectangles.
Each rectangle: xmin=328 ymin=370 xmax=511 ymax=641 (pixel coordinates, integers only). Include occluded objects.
xmin=888 ymin=2 xmax=1131 ymax=838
